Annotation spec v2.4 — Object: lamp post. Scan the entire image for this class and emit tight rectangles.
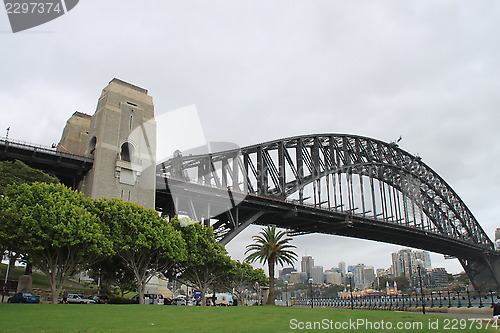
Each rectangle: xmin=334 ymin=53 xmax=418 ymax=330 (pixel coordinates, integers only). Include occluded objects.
xmin=347 ymin=272 xmax=354 ymax=310
xmin=2 ymin=251 xmax=12 ymax=303
xmin=309 ymin=278 xmax=314 ymax=308
xmin=416 ymin=260 xmax=426 ymax=314
xmin=466 ymin=285 xmax=472 ymax=308
xmin=285 ymin=281 xmax=289 ymax=307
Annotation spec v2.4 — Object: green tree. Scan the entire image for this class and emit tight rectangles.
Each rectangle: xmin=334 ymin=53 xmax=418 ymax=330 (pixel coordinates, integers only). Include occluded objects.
xmin=455 ymin=272 xmax=470 ymax=285
xmin=221 ymin=261 xmax=268 ymax=305
xmin=245 ymin=225 xmax=297 ymax=305
xmin=169 ymin=217 xmax=233 ymax=306
xmin=88 ymin=256 xmax=137 ymax=297
xmin=90 ymin=198 xmax=186 ymax=304
xmin=0 ymin=182 xmax=112 ymax=303
xmin=0 ymin=160 xmax=59 ymax=276
xmin=0 ymin=160 xmax=59 ymax=194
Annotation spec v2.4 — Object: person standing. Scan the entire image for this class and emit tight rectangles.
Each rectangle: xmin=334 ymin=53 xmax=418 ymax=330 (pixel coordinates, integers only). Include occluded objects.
xmin=62 ymin=289 xmax=69 ymax=304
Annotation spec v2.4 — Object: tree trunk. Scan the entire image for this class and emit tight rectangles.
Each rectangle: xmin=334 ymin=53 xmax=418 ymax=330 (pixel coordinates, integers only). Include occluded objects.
xmin=267 ymin=260 xmax=275 ymax=305
xmin=24 ymin=262 xmax=33 ymax=275
xmin=138 ymin=281 xmax=145 ymax=304
xmin=7 ymin=253 xmax=18 ymax=280
xmin=201 ymin=286 xmax=206 ymax=306
xmin=50 ymin=274 xmax=64 ymax=304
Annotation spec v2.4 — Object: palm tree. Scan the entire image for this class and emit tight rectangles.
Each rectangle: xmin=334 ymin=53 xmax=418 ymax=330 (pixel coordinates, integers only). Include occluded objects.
xmin=245 ymin=225 xmax=297 ymax=305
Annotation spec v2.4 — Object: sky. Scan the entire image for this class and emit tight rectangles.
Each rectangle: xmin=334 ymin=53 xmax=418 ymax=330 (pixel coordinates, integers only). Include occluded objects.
xmin=1 ymin=1 xmax=499 ymax=275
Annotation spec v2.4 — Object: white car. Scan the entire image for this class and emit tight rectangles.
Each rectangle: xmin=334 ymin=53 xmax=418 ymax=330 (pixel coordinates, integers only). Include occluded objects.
xmin=171 ymin=298 xmax=187 ymax=305
xmin=67 ymin=294 xmax=96 ymax=304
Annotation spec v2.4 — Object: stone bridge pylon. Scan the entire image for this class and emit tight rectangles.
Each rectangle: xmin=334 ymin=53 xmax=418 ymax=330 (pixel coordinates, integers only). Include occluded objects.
xmin=57 ymin=78 xmax=157 ymax=209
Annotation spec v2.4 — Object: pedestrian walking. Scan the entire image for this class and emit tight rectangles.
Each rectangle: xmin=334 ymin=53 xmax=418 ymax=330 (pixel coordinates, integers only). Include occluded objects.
xmin=62 ymin=289 xmax=69 ymax=304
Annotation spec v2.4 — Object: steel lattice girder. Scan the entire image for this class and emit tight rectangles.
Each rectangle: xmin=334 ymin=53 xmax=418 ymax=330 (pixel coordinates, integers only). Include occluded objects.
xmin=158 ymin=133 xmax=493 ymax=251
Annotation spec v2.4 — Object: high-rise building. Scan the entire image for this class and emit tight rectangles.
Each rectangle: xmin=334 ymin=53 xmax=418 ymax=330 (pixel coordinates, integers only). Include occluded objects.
xmin=301 ymin=256 xmax=314 ymax=279
xmin=338 ymin=261 xmax=346 ymax=284
xmin=349 ymin=264 xmax=376 ymax=290
xmin=430 ymin=268 xmax=449 ymax=287
xmin=352 ymin=264 xmax=365 ymax=289
xmin=392 ymin=249 xmax=413 ymax=278
xmin=338 ymin=261 xmax=346 ymax=274
xmin=330 ymin=267 xmax=341 ymax=273
xmin=495 ymin=228 xmax=500 ymax=250
xmin=289 ymin=272 xmax=302 ymax=284
xmin=363 ymin=266 xmax=376 ymax=288
xmin=324 ymin=271 xmax=343 ymax=285
xmin=279 ymin=267 xmax=297 ymax=282
xmin=412 ymin=251 xmax=431 ymax=271
xmin=392 ymin=249 xmax=432 ymax=279
xmin=311 ymin=266 xmax=324 ymax=284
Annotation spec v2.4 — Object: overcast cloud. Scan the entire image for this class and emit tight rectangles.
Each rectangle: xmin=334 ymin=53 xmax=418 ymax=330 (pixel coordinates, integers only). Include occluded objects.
xmin=1 ymin=1 xmax=499 ymax=274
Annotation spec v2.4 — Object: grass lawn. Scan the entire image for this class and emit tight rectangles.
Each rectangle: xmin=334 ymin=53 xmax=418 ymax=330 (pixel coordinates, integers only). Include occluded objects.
xmin=0 ymin=304 xmax=498 ymax=333
xmin=1 ymin=263 xmax=52 ymax=290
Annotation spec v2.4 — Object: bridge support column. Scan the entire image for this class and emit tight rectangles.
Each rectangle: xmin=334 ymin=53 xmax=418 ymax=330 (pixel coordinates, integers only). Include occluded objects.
xmin=79 ymin=78 xmax=157 ymax=209
xmin=460 ymin=255 xmax=500 ymax=292
xmin=219 ymin=211 xmax=264 ymax=246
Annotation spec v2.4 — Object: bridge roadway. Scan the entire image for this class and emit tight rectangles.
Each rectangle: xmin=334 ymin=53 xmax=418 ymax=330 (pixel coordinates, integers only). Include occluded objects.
xmin=0 ymin=137 xmax=93 ymax=187
xmin=155 ymin=177 xmax=499 ymax=262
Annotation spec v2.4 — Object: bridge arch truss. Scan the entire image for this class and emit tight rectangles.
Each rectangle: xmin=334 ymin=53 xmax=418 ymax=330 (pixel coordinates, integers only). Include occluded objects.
xmin=157 ymin=134 xmax=500 ymax=290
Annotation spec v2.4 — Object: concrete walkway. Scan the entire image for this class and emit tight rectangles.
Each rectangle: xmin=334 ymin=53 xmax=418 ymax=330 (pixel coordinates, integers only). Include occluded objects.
xmin=406 ymin=311 xmax=492 ymax=320
xmin=301 ymin=305 xmax=495 ymax=320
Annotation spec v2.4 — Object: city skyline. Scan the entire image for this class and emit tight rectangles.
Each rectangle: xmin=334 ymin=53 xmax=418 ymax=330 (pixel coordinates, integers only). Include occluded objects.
xmin=281 ymin=248 xmax=443 ymax=280
xmin=279 ymin=248 xmax=450 ymax=290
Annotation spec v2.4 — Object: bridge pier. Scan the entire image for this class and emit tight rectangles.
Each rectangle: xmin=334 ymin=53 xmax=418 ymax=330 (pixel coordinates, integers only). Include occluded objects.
xmin=59 ymin=78 xmax=157 ymax=209
xmin=461 ymin=255 xmax=500 ymax=292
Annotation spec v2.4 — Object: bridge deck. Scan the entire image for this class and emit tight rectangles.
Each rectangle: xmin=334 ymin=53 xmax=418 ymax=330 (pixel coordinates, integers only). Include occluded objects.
xmin=0 ymin=138 xmax=93 ymax=187
xmin=156 ymin=177 xmax=497 ymax=261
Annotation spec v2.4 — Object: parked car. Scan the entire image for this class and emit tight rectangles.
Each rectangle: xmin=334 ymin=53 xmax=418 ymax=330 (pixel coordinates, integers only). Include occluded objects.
xmin=131 ymin=294 xmax=165 ymax=304
xmin=66 ymin=294 xmax=96 ymax=304
xmin=92 ymin=295 xmax=109 ymax=304
xmin=143 ymin=294 xmax=164 ymax=305
xmin=8 ymin=292 xmax=40 ymax=303
xmin=171 ymin=297 xmax=187 ymax=306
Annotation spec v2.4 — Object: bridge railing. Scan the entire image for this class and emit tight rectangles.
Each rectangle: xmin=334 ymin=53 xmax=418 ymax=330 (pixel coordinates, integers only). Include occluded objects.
xmin=0 ymin=137 xmax=92 ymax=161
xmin=292 ymin=290 xmax=500 ymax=310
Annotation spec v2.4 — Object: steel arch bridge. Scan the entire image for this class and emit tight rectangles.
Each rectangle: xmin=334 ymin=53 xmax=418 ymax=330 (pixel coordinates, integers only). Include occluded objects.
xmin=156 ymin=133 xmax=500 ymax=291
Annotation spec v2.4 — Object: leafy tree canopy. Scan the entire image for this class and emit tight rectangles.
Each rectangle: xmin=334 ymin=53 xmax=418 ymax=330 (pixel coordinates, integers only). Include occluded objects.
xmin=0 ymin=182 xmax=112 ymax=303
xmin=0 ymin=160 xmax=58 ymax=193
xmin=230 ymin=261 xmax=268 ymax=286
xmin=0 ymin=160 xmax=59 ymax=258
xmin=91 ymin=198 xmax=186 ymax=258
xmin=1 ymin=182 xmax=110 ymax=255
xmin=170 ymin=217 xmax=233 ymax=305
xmin=217 ymin=260 xmax=268 ymax=301
xmin=89 ymin=199 xmax=187 ymax=304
